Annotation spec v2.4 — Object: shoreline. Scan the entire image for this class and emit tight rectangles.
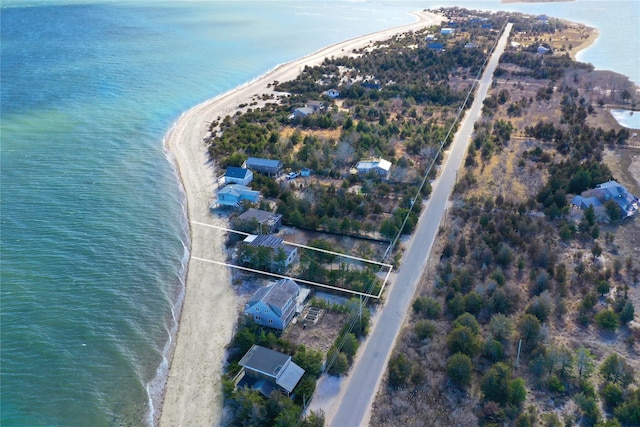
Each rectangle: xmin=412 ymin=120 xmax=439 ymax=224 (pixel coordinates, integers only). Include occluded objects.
xmin=158 ymin=10 xmax=444 ymax=426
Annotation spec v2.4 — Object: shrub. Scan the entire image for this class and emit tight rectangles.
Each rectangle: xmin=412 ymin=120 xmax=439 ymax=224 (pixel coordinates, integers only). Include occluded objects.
xmin=481 ymin=362 xmax=527 ymax=406
xmin=614 ymin=389 xmax=640 ymax=425
xmin=595 ymin=309 xmax=618 ymax=331
xmin=412 ymin=296 xmax=441 ymax=319
xmin=600 ymin=382 xmax=623 ymax=410
xmin=446 ymin=353 xmax=473 ymax=388
xmin=447 ymin=325 xmax=481 ymax=357
xmin=414 ymin=319 xmax=436 ymax=340
xmin=453 ymin=312 xmax=481 ymax=335
xmin=599 ymin=354 xmax=634 ymax=387
xmin=387 ymin=353 xmax=412 ymax=389
xmin=329 ymin=352 xmax=349 ymax=376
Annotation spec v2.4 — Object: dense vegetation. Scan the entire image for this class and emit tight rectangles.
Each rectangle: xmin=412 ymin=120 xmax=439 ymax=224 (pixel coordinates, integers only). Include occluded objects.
xmin=372 ymin=7 xmax=638 ymax=427
xmin=216 ymin=7 xmax=639 ymax=426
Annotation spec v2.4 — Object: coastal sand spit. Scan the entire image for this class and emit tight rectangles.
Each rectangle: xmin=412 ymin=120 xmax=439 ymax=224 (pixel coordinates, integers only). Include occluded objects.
xmin=159 ymin=10 xmax=444 ymax=427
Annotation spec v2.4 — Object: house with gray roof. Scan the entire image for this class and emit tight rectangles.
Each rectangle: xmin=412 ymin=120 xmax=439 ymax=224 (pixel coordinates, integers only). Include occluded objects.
xmin=236 ymin=208 xmax=283 ymax=234
xmin=236 ymin=344 xmax=305 ymax=397
xmin=244 ymin=157 xmax=283 ymax=177
xmin=244 ymin=278 xmax=302 ymax=331
xmin=293 ymin=107 xmax=314 ymax=119
xmin=224 ymin=166 xmax=253 ymax=186
xmin=242 ymin=234 xmax=297 ymax=269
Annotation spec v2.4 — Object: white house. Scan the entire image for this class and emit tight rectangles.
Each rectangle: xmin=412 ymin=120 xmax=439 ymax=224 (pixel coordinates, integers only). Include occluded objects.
xmin=352 ymin=157 xmax=392 ymax=179
xmin=440 ymin=27 xmax=455 ymax=35
xmin=323 ymin=88 xmax=340 ymax=98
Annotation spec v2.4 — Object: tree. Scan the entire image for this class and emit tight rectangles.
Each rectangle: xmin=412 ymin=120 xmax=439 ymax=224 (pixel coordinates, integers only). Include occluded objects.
xmin=489 ymin=313 xmax=514 ymax=343
xmin=293 ymin=346 xmax=323 ymax=378
xmin=576 ymin=346 xmax=595 ymax=380
xmin=599 ymin=354 xmax=634 ymax=386
xmin=600 ymin=382 xmax=624 ymax=410
xmin=447 ymin=353 xmax=473 ymax=388
xmin=388 ymin=353 xmax=412 ymax=389
xmin=604 ymin=199 xmax=623 ymax=222
xmin=414 ymin=319 xmax=436 ymax=340
xmin=481 ymin=362 xmax=527 ymax=406
xmin=412 ymin=296 xmax=441 ymax=319
xmin=341 ymin=333 xmax=359 ymax=361
xmin=614 ymin=389 xmax=640 ymax=425
xmin=301 ymin=410 xmax=326 ymax=427
xmin=453 ymin=312 xmax=481 ymax=335
xmin=329 ymin=352 xmax=349 ymax=376
xmin=595 ymin=309 xmax=618 ymax=331
xmin=619 ymin=300 xmax=635 ymax=324
xmin=447 ymin=325 xmax=481 ymax=357
xmin=518 ymin=314 xmax=542 ymax=350
xmin=526 ymin=291 xmax=553 ymax=323
xmin=575 ymin=393 xmax=601 ymax=426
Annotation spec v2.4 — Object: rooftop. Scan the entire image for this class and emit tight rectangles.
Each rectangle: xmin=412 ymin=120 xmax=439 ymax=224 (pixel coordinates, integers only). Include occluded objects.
xmin=224 ymin=166 xmax=251 ymax=179
xmin=239 ymin=344 xmax=291 ymax=378
xmin=237 ymin=208 xmax=282 ymax=227
xmin=246 ymin=157 xmax=282 ymax=168
xmin=249 ymin=279 xmax=300 ymax=311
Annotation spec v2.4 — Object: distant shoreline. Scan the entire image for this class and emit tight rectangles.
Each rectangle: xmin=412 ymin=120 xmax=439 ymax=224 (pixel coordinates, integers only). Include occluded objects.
xmin=158 ymin=10 xmax=444 ymax=426
xmin=502 ymin=0 xmax=575 ymax=3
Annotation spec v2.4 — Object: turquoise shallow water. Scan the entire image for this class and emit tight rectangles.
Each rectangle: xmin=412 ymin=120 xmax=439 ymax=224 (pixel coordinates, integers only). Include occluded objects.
xmin=1 ymin=1 xmax=638 ymax=426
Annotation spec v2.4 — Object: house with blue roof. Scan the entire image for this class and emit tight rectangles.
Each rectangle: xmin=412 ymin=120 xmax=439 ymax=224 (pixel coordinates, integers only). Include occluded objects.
xmin=571 ymin=180 xmax=638 ymax=219
xmin=243 ymin=278 xmax=303 ymax=331
xmin=224 ymin=166 xmax=253 ymax=186
xmin=215 ymin=184 xmax=260 ymax=208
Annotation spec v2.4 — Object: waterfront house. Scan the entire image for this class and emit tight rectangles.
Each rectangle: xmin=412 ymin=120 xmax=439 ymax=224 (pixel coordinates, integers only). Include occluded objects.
xmin=236 ymin=208 xmax=283 ymax=234
xmin=216 ymin=184 xmax=260 ymax=208
xmin=440 ymin=27 xmax=455 ymax=35
xmin=425 ymin=34 xmax=436 ymax=41
xmin=242 ymin=234 xmax=297 ymax=269
xmin=352 ymin=157 xmax=392 ymax=179
xmin=224 ymin=166 xmax=253 ymax=186
xmin=244 ymin=157 xmax=283 ymax=177
xmin=243 ymin=278 xmax=302 ymax=331
xmin=236 ymin=344 xmax=305 ymax=397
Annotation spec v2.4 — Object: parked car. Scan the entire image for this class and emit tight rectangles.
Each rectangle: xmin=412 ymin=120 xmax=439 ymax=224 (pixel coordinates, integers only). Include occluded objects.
xmin=286 ymin=171 xmax=300 ymax=180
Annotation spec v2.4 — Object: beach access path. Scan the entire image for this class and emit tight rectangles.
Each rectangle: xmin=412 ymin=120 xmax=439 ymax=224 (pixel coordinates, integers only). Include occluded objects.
xmin=160 ymin=10 xmax=444 ymax=427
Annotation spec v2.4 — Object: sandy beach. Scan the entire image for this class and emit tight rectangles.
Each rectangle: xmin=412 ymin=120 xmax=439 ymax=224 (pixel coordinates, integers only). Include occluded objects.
xmin=159 ymin=10 xmax=443 ymax=427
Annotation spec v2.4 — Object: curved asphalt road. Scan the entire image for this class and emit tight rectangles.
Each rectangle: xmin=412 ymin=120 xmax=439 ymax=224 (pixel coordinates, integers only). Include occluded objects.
xmin=329 ymin=23 xmax=513 ymax=427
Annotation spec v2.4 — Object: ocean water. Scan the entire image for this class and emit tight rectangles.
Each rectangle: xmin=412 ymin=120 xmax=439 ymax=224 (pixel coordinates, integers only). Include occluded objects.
xmin=1 ymin=1 xmax=638 ymax=426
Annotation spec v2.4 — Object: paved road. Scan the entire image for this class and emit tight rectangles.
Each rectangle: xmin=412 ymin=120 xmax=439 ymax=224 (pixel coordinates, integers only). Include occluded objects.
xmin=329 ymin=23 xmax=513 ymax=427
